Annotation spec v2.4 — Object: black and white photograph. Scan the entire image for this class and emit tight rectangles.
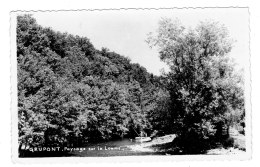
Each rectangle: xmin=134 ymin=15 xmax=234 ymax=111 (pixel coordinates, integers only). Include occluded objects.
xmin=11 ymin=7 xmax=251 ymax=160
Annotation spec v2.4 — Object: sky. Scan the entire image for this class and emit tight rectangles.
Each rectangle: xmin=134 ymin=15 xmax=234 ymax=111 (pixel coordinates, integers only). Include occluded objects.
xmin=31 ymin=8 xmax=249 ymax=75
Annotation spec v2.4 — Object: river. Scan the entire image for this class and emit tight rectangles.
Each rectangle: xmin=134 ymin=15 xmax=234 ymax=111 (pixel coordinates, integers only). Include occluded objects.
xmin=19 ymin=135 xmax=176 ymax=157
xmin=67 ymin=138 xmax=164 ymax=157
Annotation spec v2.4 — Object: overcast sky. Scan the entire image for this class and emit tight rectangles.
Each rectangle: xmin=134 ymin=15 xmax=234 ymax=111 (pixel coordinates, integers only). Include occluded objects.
xmin=31 ymin=8 xmax=249 ymax=75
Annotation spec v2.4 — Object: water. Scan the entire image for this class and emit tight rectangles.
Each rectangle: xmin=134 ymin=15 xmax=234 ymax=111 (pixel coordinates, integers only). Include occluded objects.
xmin=67 ymin=138 xmax=162 ymax=157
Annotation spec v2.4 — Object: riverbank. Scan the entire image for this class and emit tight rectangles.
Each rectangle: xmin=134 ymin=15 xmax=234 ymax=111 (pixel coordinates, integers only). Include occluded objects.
xmin=126 ymin=130 xmax=246 ymax=155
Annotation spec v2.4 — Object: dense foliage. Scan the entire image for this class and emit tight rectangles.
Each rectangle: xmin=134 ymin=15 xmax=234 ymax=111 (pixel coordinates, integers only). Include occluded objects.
xmin=17 ymin=15 xmax=166 ymax=148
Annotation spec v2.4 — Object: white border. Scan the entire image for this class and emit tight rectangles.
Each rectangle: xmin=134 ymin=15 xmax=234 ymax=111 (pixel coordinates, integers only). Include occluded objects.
xmin=10 ymin=7 xmax=252 ymax=163
xmin=10 ymin=12 xmax=18 ymax=161
xmin=2 ymin=0 xmax=260 ymax=166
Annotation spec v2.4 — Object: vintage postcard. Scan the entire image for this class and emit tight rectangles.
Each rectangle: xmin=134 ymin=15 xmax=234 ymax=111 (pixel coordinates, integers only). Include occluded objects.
xmin=10 ymin=8 xmax=251 ymax=163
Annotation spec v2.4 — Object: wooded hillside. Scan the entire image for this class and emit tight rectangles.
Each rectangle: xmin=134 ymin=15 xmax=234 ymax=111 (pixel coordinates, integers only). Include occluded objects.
xmin=17 ymin=15 xmax=169 ymax=148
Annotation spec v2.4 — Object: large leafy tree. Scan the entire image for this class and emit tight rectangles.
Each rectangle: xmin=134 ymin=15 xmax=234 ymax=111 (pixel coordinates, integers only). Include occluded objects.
xmin=147 ymin=18 xmax=245 ymax=153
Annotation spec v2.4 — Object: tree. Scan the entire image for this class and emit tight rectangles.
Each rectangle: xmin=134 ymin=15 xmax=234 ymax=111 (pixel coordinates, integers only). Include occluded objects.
xmin=147 ymin=18 xmax=244 ymax=153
